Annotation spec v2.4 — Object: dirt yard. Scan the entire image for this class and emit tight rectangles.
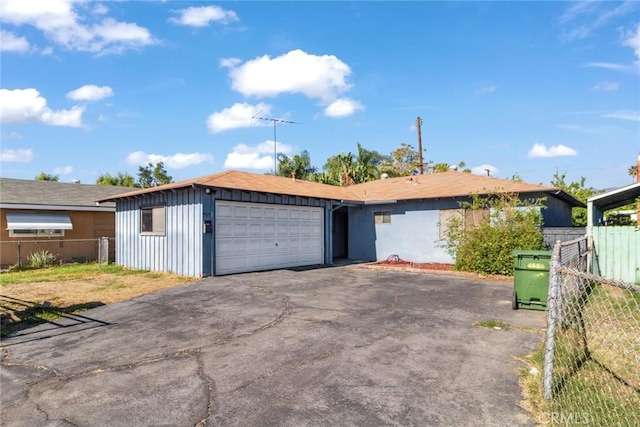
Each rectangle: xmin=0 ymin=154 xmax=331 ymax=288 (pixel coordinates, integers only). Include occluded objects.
xmin=0 ymin=267 xmax=195 ymax=334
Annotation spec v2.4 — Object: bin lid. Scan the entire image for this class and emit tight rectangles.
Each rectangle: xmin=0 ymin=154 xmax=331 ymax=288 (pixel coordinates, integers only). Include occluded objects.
xmin=512 ymin=250 xmax=552 ymax=257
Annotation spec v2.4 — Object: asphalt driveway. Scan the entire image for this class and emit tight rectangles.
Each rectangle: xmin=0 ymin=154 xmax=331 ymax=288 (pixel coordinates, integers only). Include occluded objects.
xmin=1 ymin=265 xmax=545 ymax=426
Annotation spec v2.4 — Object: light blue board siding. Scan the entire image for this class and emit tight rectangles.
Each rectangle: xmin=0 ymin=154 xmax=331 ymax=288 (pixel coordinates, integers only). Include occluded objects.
xmin=591 ymin=226 xmax=640 ymax=283
xmin=347 ymin=194 xmax=575 ymax=264
xmin=348 ymin=199 xmax=459 ymax=263
xmin=115 ymin=188 xmax=203 ymax=277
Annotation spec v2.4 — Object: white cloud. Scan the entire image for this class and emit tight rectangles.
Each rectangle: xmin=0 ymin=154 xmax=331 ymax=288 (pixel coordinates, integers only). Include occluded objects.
xmin=53 ymin=165 xmax=73 ymax=174
xmin=66 ymin=85 xmax=114 ymax=101
xmin=226 ymin=49 xmax=354 ymax=103
xmin=324 ymin=98 xmax=364 ymax=118
xmin=224 ymin=141 xmax=293 ymax=170
xmin=40 ymin=105 xmax=85 ymax=126
xmin=527 ymin=143 xmax=578 ymax=158
xmin=0 ymin=0 xmax=156 ymax=54
xmin=0 ymin=148 xmax=33 ymax=162
xmin=1 ymin=131 xmax=22 ymax=140
xmin=557 ymin=124 xmax=597 ymax=134
xmin=603 ymin=110 xmax=640 ymax=121
xmin=586 ymin=62 xmax=634 ymax=72
xmin=206 ymin=102 xmax=272 ymax=133
xmin=584 ymin=24 xmax=640 ymax=73
xmin=0 ymin=29 xmax=30 ymax=52
xmin=92 ymin=3 xmax=108 ymax=15
xmin=622 ymin=23 xmax=640 ymax=63
xmin=125 ymin=151 xmax=214 ymax=169
xmin=471 ymin=164 xmax=499 ymax=177
xmin=0 ymin=88 xmax=84 ymax=127
xmin=474 ymin=85 xmax=497 ymax=94
xmin=220 ymin=57 xmax=242 ymax=68
xmin=559 ymin=1 xmax=637 ymax=41
xmin=591 ymin=81 xmax=619 ymax=91
xmin=169 ymin=5 xmax=238 ymax=27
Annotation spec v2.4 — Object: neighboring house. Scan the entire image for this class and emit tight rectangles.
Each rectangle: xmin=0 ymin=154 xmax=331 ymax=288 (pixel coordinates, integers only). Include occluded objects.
xmin=98 ymin=170 xmax=583 ymax=277
xmin=0 ymin=178 xmax=132 ymax=266
xmin=587 ymin=182 xmax=640 ymax=283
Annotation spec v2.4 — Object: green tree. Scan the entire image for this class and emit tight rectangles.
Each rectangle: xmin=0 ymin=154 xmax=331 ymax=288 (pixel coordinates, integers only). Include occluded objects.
xmin=432 ymin=163 xmax=451 ymax=173
xmin=353 ymin=143 xmax=385 ymax=183
xmin=380 ymin=143 xmax=421 ymax=177
xmin=430 ymin=161 xmax=469 ymax=173
xmin=96 ymin=172 xmax=138 ymax=187
xmin=443 ymin=193 xmax=546 ymax=275
xmin=324 ymin=152 xmax=356 ymax=186
xmin=550 ymin=172 xmax=594 ymax=227
xmin=34 ymin=172 xmax=59 ymax=182
xmin=322 ymin=143 xmax=384 ymax=186
xmin=629 ymin=164 xmax=638 ymax=181
xmin=137 ymin=162 xmax=172 ymax=188
xmin=276 ymin=150 xmax=317 ymax=180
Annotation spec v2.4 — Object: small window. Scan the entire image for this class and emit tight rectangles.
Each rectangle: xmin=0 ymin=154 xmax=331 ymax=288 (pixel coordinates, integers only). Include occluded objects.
xmin=9 ymin=229 xmax=65 ymax=237
xmin=141 ymin=206 xmax=165 ymax=234
xmin=374 ymin=211 xmax=391 ymax=225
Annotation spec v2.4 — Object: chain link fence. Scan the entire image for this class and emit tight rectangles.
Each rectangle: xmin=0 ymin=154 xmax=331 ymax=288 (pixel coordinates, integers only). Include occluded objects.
xmin=543 ymin=236 xmax=640 ymax=425
xmin=0 ymin=238 xmax=114 ymax=269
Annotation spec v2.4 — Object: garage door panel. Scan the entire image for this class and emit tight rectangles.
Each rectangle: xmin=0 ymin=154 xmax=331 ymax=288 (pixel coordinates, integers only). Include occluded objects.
xmin=217 ymin=204 xmax=233 ymax=218
xmin=233 ymin=223 xmax=248 ymax=236
xmin=263 ymin=224 xmax=276 ymax=236
xmin=215 ymin=201 xmax=324 ymax=275
xmin=277 ymin=223 xmax=289 ymax=235
xmin=249 ymin=207 xmax=262 ymax=219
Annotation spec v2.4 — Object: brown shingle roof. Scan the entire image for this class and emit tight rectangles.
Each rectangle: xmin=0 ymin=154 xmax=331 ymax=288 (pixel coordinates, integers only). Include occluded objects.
xmin=97 ymin=170 xmax=584 ymax=207
xmin=96 ymin=170 xmax=352 ymax=202
xmin=345 ymin=171 xmax=561 ymax=202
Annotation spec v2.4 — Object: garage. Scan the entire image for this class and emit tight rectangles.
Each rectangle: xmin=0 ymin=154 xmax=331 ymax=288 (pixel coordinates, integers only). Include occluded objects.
xmin=215 ymin=201 xmax=324 ymax=275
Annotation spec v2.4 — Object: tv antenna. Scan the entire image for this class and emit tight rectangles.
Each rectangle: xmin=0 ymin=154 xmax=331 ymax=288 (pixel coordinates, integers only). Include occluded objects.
xmin=253 ymin=113 xmax=300 ymax=175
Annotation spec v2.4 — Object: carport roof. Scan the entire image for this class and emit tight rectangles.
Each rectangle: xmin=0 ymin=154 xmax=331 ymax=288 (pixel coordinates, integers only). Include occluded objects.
xmin=96 ymin=170 xmax=584 ymax=207
xmin=587 ymin=182 xmax=640 ymax=211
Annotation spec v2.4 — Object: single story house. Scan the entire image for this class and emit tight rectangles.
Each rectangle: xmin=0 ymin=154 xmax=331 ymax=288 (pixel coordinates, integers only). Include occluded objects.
xmin=98 ymin=170 xmax=583 ymax=277
xmin=587 ymin=181 xmax=640 ymax=283
xmin=0 ymin=178 xmax=131 ymax=267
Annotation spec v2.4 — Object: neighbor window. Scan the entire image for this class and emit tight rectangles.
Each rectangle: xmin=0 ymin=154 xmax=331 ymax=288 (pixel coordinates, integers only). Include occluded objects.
xmin=374 ymin=211 xmax=391 ymax=224
xmin=9 ymin=229 xmax=64 ymax=238
xmin=439 ymin=208 xmax=490 ymax=240
xmin=141 ymin=206 xmax=165 ymax=234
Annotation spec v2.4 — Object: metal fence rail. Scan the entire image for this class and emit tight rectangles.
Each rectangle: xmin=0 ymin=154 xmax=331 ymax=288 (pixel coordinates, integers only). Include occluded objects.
xmin=0 ymin=238 xmax=114 ymax=268
xmin=543 ymin=236 xmax=640 ymax=425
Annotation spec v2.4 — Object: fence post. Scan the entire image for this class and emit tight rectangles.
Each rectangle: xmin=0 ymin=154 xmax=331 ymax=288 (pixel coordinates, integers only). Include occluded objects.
xmin=543 ymin=240 xmax=562 ymax=400
xmin=16 ymin=241 xmax=21 ymax=268
xmin=98 ymin=237 xmax=109 ymax=266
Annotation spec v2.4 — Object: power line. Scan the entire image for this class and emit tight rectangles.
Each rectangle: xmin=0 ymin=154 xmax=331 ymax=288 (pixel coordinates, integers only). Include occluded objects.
xmin=253 ymin=115 xmax=300 ymax=175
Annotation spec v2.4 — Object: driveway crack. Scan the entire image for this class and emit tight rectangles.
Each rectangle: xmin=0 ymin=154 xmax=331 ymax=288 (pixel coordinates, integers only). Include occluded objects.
xmin=194 ymin=349 xmax=217 ymax=427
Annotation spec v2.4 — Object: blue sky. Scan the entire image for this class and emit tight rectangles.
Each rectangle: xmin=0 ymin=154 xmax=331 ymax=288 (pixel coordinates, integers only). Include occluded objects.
xmin=1 ymin=1 xmax=638 ymax=190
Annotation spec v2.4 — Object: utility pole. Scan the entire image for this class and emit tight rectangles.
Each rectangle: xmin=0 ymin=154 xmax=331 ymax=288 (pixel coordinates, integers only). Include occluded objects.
xmin=253 ymin=116 xmax=299 ymax=175
xmin=416 ymin=116 xmax=424 ymax=174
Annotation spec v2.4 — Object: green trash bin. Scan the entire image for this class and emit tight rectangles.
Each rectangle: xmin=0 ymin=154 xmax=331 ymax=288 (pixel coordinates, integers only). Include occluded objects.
xmin=512 ymin=250 xmax=552 ymax=311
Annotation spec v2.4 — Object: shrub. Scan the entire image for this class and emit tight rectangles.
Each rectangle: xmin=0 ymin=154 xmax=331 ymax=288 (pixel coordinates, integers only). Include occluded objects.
xmin=28 ymin=249 xmax=57 ymax=269
xmin=443 ymin=192 xmax=546 ymax=275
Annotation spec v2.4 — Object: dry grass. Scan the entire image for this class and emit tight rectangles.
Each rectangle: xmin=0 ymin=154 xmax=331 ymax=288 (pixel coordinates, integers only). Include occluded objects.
xmin=1 ymin=264 xmax=196 ymax=336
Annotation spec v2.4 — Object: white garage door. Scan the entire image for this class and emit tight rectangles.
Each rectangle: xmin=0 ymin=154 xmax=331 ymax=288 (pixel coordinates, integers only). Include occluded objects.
xmin=215 ymin=201 xmax=324 ymax=275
